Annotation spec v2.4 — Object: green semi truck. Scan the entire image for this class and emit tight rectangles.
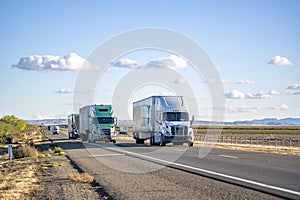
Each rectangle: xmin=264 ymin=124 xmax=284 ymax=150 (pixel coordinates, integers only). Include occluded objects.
xmin=79 ymin=104 xmax=117 ymax=143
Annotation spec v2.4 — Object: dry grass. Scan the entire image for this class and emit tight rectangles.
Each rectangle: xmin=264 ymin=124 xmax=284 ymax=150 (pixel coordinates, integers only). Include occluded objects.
xmin=40 ymin=163 xmax=63 ymax=169
xmin=54 ymin=147 xmax=63 ymax=153
xmin=54 ymin=147 xmax=67 ymax=155
xmin=0 ymin=158 xmax=41 ymax=199
xmin=194 ymin=141 xmax=300 ymax=156
xmin=13 ymin=145 xmax=38 ymax=159
xmin=68 ymin=172 xmax=94 ymax=183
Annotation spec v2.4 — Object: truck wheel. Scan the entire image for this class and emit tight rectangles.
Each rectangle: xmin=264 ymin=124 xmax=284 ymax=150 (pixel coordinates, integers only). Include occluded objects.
xmin=112 ymin=140 xmax=116 ymax=143
xmin=136 ymin=138 xmax=144 ymax=144
xmin=188 ymin=142 xmax=193 ymax=147
xmin=136 ymin=138 xmax=140 ymax=144
xmin=160 ymin=136 xmax=166 ymax=146
xmin=150 ymin=136 xmax=154 ymax=146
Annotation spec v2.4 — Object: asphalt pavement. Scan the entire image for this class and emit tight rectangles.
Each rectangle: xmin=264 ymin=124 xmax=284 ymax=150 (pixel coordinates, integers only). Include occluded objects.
xmin=52 ymin=134 xmax=300 ymax=199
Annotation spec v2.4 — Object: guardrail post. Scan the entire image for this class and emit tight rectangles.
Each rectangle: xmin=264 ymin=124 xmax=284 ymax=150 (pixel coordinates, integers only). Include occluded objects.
xmin=262 ymin=137 xmax=264 ymax=146
xmin=240 ymin=137 xmax=242 ymax=144
xmin=268 ymin=138 xmax=270 ymax=146
xmin=256 ymin=137 xmax=258 ymax=146
xmin=282 ymin=138 xmax=284 ymax=147
xmin=231 ymin=136 xmax=233 ymax=144
xmin=250 ymin=137 xmax=252 ymax=145
xmin=289 ymin=138 xmax=292 ymax=148
xmin=226 ymin=136 xmax=228 ymax=144
xmin=275 ymin=138 xmax=277 ymax=147
xmin=298 ymin=139 xmax=299 ymax=147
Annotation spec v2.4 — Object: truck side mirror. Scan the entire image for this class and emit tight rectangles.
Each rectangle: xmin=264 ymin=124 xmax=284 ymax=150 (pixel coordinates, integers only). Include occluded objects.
xmin=190 ymin=115 xmax=194 ymax=126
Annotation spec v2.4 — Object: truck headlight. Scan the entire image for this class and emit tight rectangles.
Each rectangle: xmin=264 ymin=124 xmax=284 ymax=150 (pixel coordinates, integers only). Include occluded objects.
xmin=165 ymin=131 xmax=171 ymax=136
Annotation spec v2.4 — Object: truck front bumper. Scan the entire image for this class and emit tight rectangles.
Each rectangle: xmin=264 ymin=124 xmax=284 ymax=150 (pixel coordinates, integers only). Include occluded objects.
xmin=164 ymin=135 xmax=194 ymax=144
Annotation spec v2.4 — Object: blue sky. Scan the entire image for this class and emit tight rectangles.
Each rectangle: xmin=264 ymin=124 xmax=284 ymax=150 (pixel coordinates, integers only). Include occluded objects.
xmin=0 ymin=0 xmax=299 ymax=121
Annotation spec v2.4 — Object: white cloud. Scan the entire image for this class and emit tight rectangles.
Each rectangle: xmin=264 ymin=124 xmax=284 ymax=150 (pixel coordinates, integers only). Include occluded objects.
xmin=287 ymin=83 xmax=300 ymax=90
xmin=268 ymin=90 xmax=280 ymax=95
xmin=31 ymin=114 xmax=46 ymax=120
xmin=268 ymin=104 xmax=289 ymax=110
xmin=268 ymin=55 xmax=293 ymax=66
xmin=54 ymin=89 xmax=73 ymax=94
xmin=147 ymin=55 xmax=187 ymax=69
xmin=222 ymin=79 xmax=255 ymax=84
xmin=225 ymin=90 xmax=245 ymax=99
xmin=12 ymin=52 xmax=91 ymax=71
xmin=245 ymin=93 xmax=272 ymax=99
xmin=226 ymin=105 xmax=257 ymax=113
xmin=225 ymin=90 xmax=278 ymax=99
xmin=220 ymin=104 xmax=289 ymax=113
xmin=113 ymin=58 xmax=138 ymax=68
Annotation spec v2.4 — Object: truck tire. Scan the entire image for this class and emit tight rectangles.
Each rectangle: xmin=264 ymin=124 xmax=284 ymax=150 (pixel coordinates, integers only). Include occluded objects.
xmin=150 ymin=136 xmax=154 ymax=146
xmin=160 ymin=134 xmax=166 ymax=146
xmin=188 ymin=142 xmax=194 ymax=147
xmin=136 ymin=138 xmax=144 ymax=144
xmin=112 ymin=140 xmax=116 ymax=143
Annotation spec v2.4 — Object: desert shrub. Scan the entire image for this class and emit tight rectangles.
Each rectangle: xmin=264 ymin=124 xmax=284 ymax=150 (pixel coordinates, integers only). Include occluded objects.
xmin=13 ymin=145 xmax=38 ymax=159
xmin=54 ymin=147 xmax=63 ymax=153
xmin=68 ymin=172 xmax=94 ymax=183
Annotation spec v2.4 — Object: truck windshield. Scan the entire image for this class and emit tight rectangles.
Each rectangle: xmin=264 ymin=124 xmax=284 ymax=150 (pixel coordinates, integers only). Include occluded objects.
xmin=94 ymin=118 xmax=114 ymax=124
xmin=163 ymin=112 xmax=189 ymax=121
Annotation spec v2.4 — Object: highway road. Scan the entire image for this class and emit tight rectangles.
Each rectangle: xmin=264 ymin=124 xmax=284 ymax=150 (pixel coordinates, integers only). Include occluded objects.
xmin=52 ymin=134 xmax=300 ymax=199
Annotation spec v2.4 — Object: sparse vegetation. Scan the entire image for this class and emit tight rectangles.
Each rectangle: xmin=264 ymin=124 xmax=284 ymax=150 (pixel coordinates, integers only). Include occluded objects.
xmin=0 ymin=115 xmax=45 ymax=145
xmin=13 ymin=145 xmax=38 ymax=159
xmin=39 ymin=153 xmax=52 ymax=158
xmin=40 ymin=163 xmax=63 ymax=169
xmin=68 ymin=172 xmax=94 ymax=183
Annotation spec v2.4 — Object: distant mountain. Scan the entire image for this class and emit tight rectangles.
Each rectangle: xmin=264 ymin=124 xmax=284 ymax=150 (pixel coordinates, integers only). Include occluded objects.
xmin=25 ymin=118 xmax=67 ymax=125
xmin=25 ymin=117 xmax=300 ymax=126
xmin=194 ymin=117 xmax=300 ymax=126
xmin=250 ymin=118 xmax=300 ymax=126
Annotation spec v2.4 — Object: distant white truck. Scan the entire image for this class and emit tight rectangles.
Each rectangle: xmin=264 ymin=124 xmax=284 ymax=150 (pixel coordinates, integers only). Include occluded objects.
xmin=79 ymin=104 xmax=117 ymax=143
xmin=68 ymin=114 xmax=80 ymax=139
xmin=52 ymin=126 xmax=60 ymax=135
xmin=133 ymin=96 xmax=194 ymax=146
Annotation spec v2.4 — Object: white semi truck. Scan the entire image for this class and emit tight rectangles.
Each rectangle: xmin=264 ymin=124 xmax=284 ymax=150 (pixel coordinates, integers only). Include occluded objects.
xmin=133 ymin=96 xmax=194 ymax=146
xmin=79 ymin=104 xmax=117 ymax=143
xmin=68 ymin=114 xmax=79 ymax=139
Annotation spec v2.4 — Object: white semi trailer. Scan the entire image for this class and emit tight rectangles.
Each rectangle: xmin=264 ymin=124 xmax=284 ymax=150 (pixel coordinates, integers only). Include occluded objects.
xmin=133 ymin=96 xmax=194 ymax=146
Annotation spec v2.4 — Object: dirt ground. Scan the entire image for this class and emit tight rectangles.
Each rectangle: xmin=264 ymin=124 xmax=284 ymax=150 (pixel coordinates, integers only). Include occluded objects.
xmin=0 ymin=141 xmax=111 ymax=200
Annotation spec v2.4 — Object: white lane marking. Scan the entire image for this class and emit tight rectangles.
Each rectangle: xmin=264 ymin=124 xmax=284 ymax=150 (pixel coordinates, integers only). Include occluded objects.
xmin=219 ymin=154 xmax=238 ymax=159
xmin=90 ymin=153 xmax=124 ymax=157
xmin=174 ymin=149 xmax=186 ymax=152
xmin=87 ymin=143 xmax=300 ymax=197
